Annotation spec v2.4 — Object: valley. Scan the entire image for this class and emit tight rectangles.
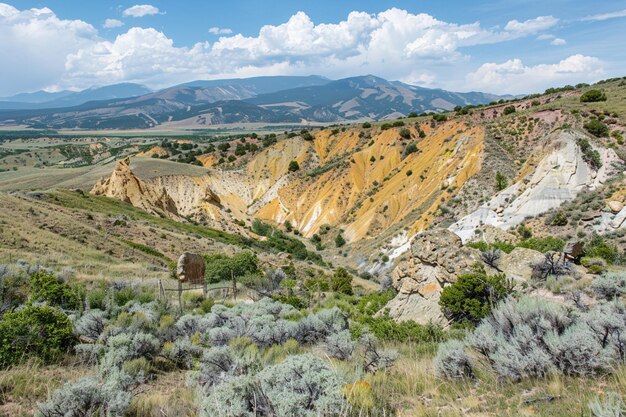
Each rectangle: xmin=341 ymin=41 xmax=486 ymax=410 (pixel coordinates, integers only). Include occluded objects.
xmin=1 ymin=76 xmax=626 ymax=417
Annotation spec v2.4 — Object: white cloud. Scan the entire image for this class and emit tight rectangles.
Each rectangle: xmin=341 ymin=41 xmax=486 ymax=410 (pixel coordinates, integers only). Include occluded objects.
xmin=208 ymin=27 xmax=232 ymax=35
xmin=582 ymin=9 xmax=626 ymax=21
xmin=505 ymin=15 xmax=558 ymax=33
xmin=536 ymin=34 xmax=566 ymax=46
xmin=122 ymin=4 xmax=161 ymax=18
xmin=464 ymin=55 xmax=603 ymax=94
xmin=63 ymin=27 xmax=213 ymax=90
xmin=103 ymin=18 xmax=124 ymax=29
xmin=0 ymin=4 xmax=604 ymax=96
xmin=0 ymin=3 xmax=97 ymax=95
xmin=401 ymin=71 xmax=437 ymax=87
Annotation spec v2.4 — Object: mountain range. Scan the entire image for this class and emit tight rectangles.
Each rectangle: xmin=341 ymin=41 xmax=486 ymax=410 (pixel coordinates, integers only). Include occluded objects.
xmin=0 ymin=75 xmax=508 ymax=129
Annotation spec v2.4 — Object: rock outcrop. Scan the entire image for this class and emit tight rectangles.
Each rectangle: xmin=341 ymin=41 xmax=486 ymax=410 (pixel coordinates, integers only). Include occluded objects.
xmin=383 ymin=230 xmax=481 ymax=325
xmin=383 ymin=230 xmax=548 ymax=325
xmin=449 ymin=130 xmax=620 ymax=242
xmin=91 ymin=157 xmax=179 ymax=217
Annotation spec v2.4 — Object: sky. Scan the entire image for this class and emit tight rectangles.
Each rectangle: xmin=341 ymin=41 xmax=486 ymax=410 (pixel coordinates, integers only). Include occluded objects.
xmin=0 ymin=0 xmax=625 ymax=96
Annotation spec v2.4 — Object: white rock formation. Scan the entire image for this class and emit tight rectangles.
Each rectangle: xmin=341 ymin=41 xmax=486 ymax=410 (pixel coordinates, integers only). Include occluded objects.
xmin=450 ymin=131 xmax=619 ymax=242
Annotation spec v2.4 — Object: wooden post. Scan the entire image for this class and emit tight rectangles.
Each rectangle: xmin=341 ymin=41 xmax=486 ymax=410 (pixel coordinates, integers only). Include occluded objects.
xmin=178 ymin=279 xmax=183 ymax=314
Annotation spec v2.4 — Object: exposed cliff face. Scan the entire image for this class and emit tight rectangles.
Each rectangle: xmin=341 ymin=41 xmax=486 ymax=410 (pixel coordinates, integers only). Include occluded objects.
xmin=91 ymin=157 xmax=179 ymax=217
xmin=449 ymin=130 xmax=621 ymax=242
xmin=383 ymin=229 xmax=550 ymax=325
xmin=384 ymin=230 xmax=480 ymax=325
xmin=91 ymin=122 xmax=484 ymax=253
xmin=90 ymin=157 xmax=246 ymax=234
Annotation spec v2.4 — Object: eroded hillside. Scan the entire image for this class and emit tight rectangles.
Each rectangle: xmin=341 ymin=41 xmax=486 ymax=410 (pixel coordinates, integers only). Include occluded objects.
xmin=86 ymin=79 xmax=626 ymax=271
xmin=91 ymin=120 xmax=484 ymax=257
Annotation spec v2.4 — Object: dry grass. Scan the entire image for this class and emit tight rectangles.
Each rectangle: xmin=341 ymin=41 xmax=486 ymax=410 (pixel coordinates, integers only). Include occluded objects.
xmin=128 ymin=372 xmax=197 ymax=417
xmin=0 ymin=360 xmax=90 ymax=417
xmin=358 ymin=342 xmax=626 ymax=417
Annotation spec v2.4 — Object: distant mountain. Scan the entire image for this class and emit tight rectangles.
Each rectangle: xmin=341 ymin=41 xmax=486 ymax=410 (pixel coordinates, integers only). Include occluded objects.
xmin=0 ymin=75 xmax=509 ymax=129
xmin=178 ymin=75 xmax=330 ymax=95
xmin=0 ymin=83 xmax=152 ymax=110
xmin=0 ymin=90 xmax=73 ymax=104
xmin=247 ymin=75 xmax=504 ymax=121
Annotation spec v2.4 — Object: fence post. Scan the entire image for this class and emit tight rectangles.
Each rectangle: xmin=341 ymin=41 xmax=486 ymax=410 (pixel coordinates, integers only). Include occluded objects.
xmin=178 ymin=279 xmax=183 ymax=314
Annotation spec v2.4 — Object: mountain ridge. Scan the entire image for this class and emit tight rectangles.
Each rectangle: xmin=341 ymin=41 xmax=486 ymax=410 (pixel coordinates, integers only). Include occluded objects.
xmin=0 ymin=75 xmax=511 ymax=129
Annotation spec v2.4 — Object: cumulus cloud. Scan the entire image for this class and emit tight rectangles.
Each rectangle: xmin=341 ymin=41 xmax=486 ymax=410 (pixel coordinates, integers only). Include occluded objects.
xmin=550 ymin=37 xmax=566 ymax=46
xmin=581 ymin=9 xmax=626 ymax=21
xmin=504 ymin=15 xmax=558 ymax=33
xmin=63 ymin=27 xmax=213 ymax=90
xmin=208 ymin=27 xmax=232 ymax=35
xmin=103 ymin=18 xmax=124 ymax=28
xmin=0 ymin=4 xmax=603 ymax=95
xmin=0 ymin=3 xmax=98 ymax=95
xmin=122 ymin=4 xmax=161 ymax=18
xmin=464 ymin=54 xmax=603 ymax=94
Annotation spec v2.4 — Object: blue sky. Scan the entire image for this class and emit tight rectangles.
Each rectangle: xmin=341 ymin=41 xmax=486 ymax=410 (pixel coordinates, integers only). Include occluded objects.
xmin=1 ymin=1 xmax=625 ymax=96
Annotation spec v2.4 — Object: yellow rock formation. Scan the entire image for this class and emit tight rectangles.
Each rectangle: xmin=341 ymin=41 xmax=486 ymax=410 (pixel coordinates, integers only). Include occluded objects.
xmin=92 ymin=121 xmax=485 ymax=247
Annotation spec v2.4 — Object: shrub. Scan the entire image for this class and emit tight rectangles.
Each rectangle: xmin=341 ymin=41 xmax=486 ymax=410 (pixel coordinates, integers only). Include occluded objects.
xmin=466 ymin=297 xmax=570 ymax=380
xmin=287 ymin=160 xmax=300 ymax=172
xmin=204 ymin=252 xmax=259 ymax=284
xmin=495 ymin=171 xmax=508 ymax=191
xmin=480 ymin=248 xmax=502 ymax=269
xmin=439 ymin=265 xmax=512 ymax=325
xmin=258 ymin=354 xmax=346 ymax=417
xmin=580 ymin=89 xmax=607 ymax=102
xmin=551 ymin=321 xmax=613 ymax=376
xmin=36 ymin=371 xmax=133 ymax=417
xmin=163 ymin=337 xmax=203 ymax=369
xmin=199 ymin=353 xmax=346 ymax=417
xmin=503 ymin=105 xmax=516 ymax=115
xmin=518 ymin=236 xmax=565 ymax=252
xmin=434 ymin=339 xmax=474 ymax=379
xmin=532 ymin=252 xmax=572 ymax=279
xmin=74 ymin=309 xmax=107 ymax=340
xmin=462 ymin=296 xmax=626 ymax=380
xmin=584 ymin=119 xmax=610 ymax=138
xmin=86 ymin=288 xmax=107 ymax=310
xmin=335 ymin=233 xmax=346 ymax=248
xmin=591 ymin=273 xmax=626 ymax=300
xmin=0 ymin=305 xmax=75 ymax=367
xmin=398 ymin=128 xmax=411 ymax=139
xmin=360 ymin=333 xmax=397 ymax=373
xmin=582 ymin=257 xmax=608 ymax=275
xmin=432 ymin=114 xmax=447 ymax=122
xmin=405 ymin=143 xmax=418 ymax=155
xmin=586 ymin=234 xmax=620 ymax=264
xmin=99 ymin=332 xmax=160 ymax=375
xmin=0 ymin=270 xmax=29 ymax=313
xmin=199 ymin=374 xmax=257 ymax=417
xmin=324 ymin=329 xmax=355 ymax=360
xmin=550 ymin=211 xmax=568 ymax=226
xmin=330 ymin=268 xmax=353 ymax=295
xmin=356 ymin=314 xmax=444 ymax=344
xmin=29 ymin=271 xmax=82 ymax=310
xmin=577 ymin=136 xmax=604 ymax=169
xmin=194 ymin=345 xmax=256 ymax=391
xmin=362 ymin=122 xmax=371 ymax=128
